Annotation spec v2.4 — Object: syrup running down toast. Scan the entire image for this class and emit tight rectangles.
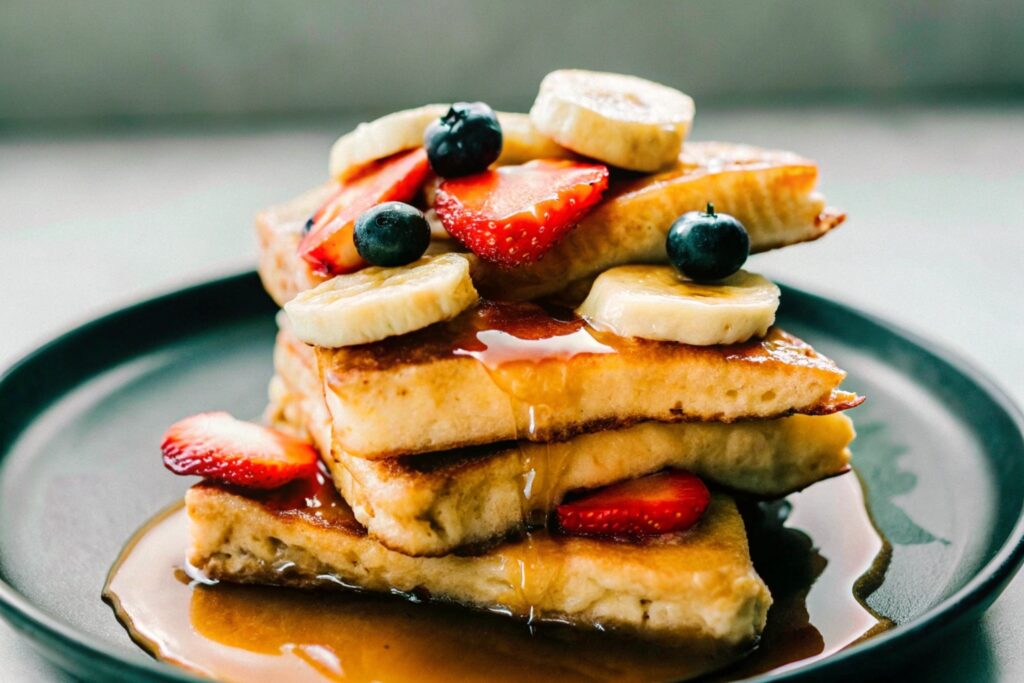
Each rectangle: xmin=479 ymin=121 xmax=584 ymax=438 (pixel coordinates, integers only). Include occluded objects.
xmin=109 ymin=69 xmax=879 ymax=681
xmin=269 ymin=321 xmax=855 ymax=556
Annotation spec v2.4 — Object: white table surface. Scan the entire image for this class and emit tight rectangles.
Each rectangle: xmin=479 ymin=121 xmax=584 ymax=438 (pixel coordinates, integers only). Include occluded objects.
xmin=1 ymin=103 xmax=1022 ymax=681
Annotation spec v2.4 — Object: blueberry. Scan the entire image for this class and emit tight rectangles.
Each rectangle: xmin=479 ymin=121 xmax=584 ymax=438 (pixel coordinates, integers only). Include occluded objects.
xmin=666 ymin=203 xmax=750 ymax=282
xmin=424 ymin=102 xmax=503 ymax=177
xmin=354 ymin=202 xmax=431 ymax=267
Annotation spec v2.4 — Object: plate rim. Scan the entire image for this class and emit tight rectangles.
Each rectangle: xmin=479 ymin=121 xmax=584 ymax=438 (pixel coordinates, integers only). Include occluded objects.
xmin=0 ymin=270 xmax=1022 ymax=682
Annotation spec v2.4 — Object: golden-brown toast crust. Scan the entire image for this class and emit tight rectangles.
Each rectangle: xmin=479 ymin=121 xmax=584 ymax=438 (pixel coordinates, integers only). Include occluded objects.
xmin=187 ymin=482 xmax=772 ymax=644
xmin=310 ymin=301 xmax=860 ymax=458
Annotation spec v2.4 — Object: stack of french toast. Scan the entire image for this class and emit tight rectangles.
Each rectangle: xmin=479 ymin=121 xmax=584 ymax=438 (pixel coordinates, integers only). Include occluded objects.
xmin=162 ymin=69 xmax=862 ymax=651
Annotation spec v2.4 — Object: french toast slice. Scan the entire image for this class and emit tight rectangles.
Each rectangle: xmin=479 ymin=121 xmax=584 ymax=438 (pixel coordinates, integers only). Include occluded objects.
xmin=256 ymin=141 xmax=843 ymax=305
xmin=472 ymin=142 xmax=843 ymax=300
xmin=186 ymin=479 xmax=771 ymax=645
xmin=271 ymin=326 xmax=854 ymax=556
xmin=304 ymin=303 xmax=860 ymax=459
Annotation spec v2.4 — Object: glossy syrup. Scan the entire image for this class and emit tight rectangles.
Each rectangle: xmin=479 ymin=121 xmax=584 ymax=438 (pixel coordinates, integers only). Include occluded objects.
xmin=104 ymin=472 xmax=889 ymax=682
xmin=452 ymin=301 xmax=617 ymax=584
xmin=451 ymin=301 xmax=617 ymax=440
xmin=452 ymin=301 xmax=617 ymax=369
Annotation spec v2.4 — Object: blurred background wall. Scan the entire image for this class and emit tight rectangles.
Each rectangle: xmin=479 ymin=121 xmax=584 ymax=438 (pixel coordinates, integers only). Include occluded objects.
xmin=2 ymin=0 xmax=1022 ymax=129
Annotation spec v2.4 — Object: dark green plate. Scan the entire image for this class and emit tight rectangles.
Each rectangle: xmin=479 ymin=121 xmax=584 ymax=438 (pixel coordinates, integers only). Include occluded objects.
xmin=1 ymin=272 xmax=1022 ymax=682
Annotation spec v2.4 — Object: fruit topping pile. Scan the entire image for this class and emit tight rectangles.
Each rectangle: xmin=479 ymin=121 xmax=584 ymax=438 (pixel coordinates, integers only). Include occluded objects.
xmin=285 ymin=69 xmax=781 ymax=362
xmin=298 ymin=69 xmax=754 ymax=291
xmin=305 ymin=97 xmax=617 ymax=274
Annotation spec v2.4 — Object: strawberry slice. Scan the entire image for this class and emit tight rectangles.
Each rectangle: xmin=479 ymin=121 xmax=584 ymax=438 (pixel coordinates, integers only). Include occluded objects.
xmin=556 ymin=470 xmax=710 ymax=539
xmin=161 ymin=412 xmax=319 ymax=489
xmin=434 ymin=159 xmax=609 ymax=267
xmin=300 ymin=147 xmax=431 ymax=275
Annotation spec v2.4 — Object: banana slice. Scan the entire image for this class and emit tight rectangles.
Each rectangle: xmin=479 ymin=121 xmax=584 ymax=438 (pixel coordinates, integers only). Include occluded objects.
xmin=576 ymin=265 xmax=779 ymax=346
xmin=285 ymin=253 xmax=478 ymax=347
xmin=495 ymin=112 xmax=574 ymax=165
xmin=329 ymin=104 xmax=449 ymax=178
xmin=331 ymin=107 xmax=580 ymax=178
xmin=530 ymin=69 xmax=695 ymax=172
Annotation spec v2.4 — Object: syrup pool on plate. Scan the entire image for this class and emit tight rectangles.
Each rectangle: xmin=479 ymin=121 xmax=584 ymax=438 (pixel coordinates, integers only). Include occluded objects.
xmin=104 ymin=471 xmax=890 ymax=682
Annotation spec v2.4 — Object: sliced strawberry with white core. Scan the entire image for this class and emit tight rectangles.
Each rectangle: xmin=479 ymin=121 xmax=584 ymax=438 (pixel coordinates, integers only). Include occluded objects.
xmin=434 ymin=159 xmax=608 ymax=267
xmin=300 ymin=147 xmax=431 ymax=275
xmin=161 ymin=412 xmax=319 ymax=490
xmin=556 ymin=470 xmax=710 ymax=539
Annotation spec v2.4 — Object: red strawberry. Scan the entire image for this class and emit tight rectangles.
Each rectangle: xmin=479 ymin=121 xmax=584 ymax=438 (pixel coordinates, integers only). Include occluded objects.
xmin=556 ymin=470 xmax=710 ymax=539
xmin=161 ymin=412 xmax=319 ymax=489
xmin=300 ymin=147 xmax=431 ymax=275
xmin=434 ymin=159 xmax=609 ymax=267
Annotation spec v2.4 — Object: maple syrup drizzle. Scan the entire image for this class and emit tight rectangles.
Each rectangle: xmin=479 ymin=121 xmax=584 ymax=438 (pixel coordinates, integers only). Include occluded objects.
xmin=452 ymin=302 xmax=631 ymax=371
xmin=454 ymin=326 xmax=616 ymax=369
xmin=238 ymin=464 xmax=363 ymax=533
xmin=449 ymin=300 xmax=618 ymax=610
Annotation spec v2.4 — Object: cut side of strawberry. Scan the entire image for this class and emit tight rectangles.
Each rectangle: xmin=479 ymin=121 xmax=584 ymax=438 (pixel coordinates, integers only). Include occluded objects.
xmin=434 ymin=159 xmax=609 ymax=267
xmin=556 ymin=470 xmax=710 ymax=539
xmin=299 ymin=147 xmax=431 ymax=275
xmin=161 ymin=412 xmax=319 ymax=490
